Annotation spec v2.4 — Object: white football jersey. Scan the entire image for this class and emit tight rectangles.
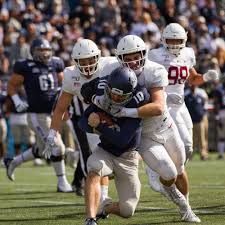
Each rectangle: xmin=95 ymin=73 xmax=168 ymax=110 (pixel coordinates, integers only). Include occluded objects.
xmin=62 ymin=56 xmax=118 ymax=110
xmin=138 ymin=59 xmax=171 ymax=134
xmin=148 ymin=47 xmax=196 ymax=98
xmin=62 ymin=56 xmax=118 ymax=151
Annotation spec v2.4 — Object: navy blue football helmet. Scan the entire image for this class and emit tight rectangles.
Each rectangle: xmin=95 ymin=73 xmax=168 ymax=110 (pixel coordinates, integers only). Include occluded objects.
xmin=105 ymin=67 xmax=137 ymax=106
xmin=30 ymin=38 xmax=52 ymax=64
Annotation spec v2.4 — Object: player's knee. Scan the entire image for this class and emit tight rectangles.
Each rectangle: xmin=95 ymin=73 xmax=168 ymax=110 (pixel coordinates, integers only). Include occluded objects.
xmin=160 ymin=167 xmax=177 ymax=181
xmin=87 ymin=157 xmax=105 ymax=177
xmin=119 ymin=202 xmax=135 ymax=218
xmin=158 ymin=161 xmax=177 ymax=181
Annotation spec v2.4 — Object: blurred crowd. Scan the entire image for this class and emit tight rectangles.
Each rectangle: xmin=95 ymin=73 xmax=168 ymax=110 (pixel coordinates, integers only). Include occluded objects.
xmin=0 ymin=0 xmax=224 ymax=162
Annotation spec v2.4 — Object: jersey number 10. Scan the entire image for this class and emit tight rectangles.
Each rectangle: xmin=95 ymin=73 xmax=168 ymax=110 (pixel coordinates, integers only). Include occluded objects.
xmin=168 ymin=66 xmax=188 ymax=85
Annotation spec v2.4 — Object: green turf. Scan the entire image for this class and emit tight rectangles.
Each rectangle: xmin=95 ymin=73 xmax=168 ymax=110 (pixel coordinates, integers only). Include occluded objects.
xmin=1 ymin=154 xmax=225 ymax=225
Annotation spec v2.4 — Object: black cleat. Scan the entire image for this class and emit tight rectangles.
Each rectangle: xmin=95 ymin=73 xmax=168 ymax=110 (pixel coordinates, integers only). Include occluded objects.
xmin=72 ymin=185 xmax=85 ymax=196
xmin=4 ymin=158 xmax=15 ymax=181
xmin=75 ymin=187 xmax=85 ymax=196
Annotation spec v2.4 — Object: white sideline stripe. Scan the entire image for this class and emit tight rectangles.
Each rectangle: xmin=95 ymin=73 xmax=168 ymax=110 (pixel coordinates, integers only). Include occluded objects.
xmin=40 ymin=172 xmax=73 ymax=176
xmin=15 ymin=188 xmax=39 ymax=191
xmin=1 ymin=182 xmax=225 ymax=189
xmin=36 ymin=201 xmax=169 ymax=209
xmin=35 ymin=200 xmax=75 ymax=205
xmin=142 ymin=184 xmax=225 ymax=189
xmin=0 ymin=183 xmax=55 ymax=187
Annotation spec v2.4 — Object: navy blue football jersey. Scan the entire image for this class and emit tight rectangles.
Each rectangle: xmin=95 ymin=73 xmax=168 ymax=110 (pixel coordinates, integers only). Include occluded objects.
xmin=13 ymin=57 xmax=64 ymax=113
xmin=78 ymin=82 xmax=149 ymax=157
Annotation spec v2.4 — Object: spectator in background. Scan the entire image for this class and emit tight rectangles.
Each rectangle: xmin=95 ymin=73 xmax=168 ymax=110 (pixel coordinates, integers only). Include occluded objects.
xmin=0 ymin=80 xmax=7 ymax=166
xmin=96 ymin=0 xmax=121 ymax=29
xmin=65 ymin=17 xmax=83 ymax=42
xmin=0 ymin=45 xmax=9 ymax=76
xmin=185 ymin=85 xmax=209 ymax=160
xmin=212 ymin=80 xmax=225 ymax=159
xmin=160 ymin=0 xmax=177 ymax=24
xmin=98 ymin=38 xmax=110 ymax=57
xmin=215 ymin=46 xmax=225 ymax=73
xmin=148 ymin=1 xmax=166 ymax=30
xmin=199 ymin=0 xmax=217 ymax=22
xmin=9 ymin=33 xmax=31 ymax=71
xmin=130 ymin=12 xmax=160 ymax=42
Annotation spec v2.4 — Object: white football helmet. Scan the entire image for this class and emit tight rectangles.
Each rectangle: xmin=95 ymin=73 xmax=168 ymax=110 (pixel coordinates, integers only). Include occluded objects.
xmin=71 ymin=39 xmax=101 ymax=76
xmin=116 ymin=35 xmax=147 ymax=72
xmin=162 ymin=23 xmax=187 ymax=55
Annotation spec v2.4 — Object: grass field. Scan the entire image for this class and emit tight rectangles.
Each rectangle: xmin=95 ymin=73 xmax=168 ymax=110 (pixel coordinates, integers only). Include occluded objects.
xmin=1 ymin=154 xmax=225 ymax=225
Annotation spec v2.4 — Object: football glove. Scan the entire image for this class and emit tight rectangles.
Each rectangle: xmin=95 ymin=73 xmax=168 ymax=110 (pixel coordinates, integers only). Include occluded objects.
xmin=42 ymin=129 xmax=57 ymax=159
xmin=203 ymin=70 xmax=219 ymax=82
xmin=92 ymin=95 xmax=106 ymax=109
xmin=11 ymin=94 xmax=28 ymax=112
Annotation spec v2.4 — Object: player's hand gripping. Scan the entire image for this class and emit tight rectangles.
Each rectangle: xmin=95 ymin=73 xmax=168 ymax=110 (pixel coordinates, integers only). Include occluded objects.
xmin=11 ymin=94 xmax=28 ymax=112
xmin=88 ymin=112 xmax=100 ymax=128
xmin=92 ymin=95 xmax=106 ymax=109
xmin=43 ymin=129 xmax=57 ymax=159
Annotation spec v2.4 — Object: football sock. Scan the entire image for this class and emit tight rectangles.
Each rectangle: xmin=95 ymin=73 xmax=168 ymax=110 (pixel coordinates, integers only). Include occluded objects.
xmin=13 ymin=148 xmax=35 ymax=167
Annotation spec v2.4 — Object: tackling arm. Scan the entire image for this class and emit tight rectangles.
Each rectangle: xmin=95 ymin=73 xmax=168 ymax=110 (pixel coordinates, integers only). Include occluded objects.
xmin=137 ymin=87 xmax=165 ymax=118
xmin=50 ymin=91 xmax=73 ymax=132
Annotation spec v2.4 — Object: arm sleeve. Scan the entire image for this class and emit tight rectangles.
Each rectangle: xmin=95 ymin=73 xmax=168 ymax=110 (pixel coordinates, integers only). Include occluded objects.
xmin=151 ymin=66 xmax=168 ymax=87
xmin=55 ymin=58 xmax=65 ymax=73
xmin=62 ymin=68 xmax=76 ymax=95
xmin=96 ymin=118 xmax=141 ymax=149
xmin=80 ymin=77 xmax=100 ymax=103
xmin=13 ymin=60 xmax=26 ymax=76
xmin=188 ymin=48 xmax=196 ymax=68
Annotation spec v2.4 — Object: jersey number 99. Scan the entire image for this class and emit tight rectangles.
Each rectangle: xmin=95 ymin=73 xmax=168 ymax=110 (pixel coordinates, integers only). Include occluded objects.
xmin=168 ymin=66 xmax=188 ymax=85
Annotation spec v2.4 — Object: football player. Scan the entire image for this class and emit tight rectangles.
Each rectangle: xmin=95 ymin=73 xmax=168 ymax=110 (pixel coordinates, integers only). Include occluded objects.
xmin=80 ymin=67 xmax=149 ymax=225
xmin=92 ymin=35 xmax=200 ymax=222
xmin=147 ymin=23 xmax=219 ymax=198
xmin=5 ymin=38 xmax=72 ymax=192
xmin=43 ymin=39 xmax=118 ymax=200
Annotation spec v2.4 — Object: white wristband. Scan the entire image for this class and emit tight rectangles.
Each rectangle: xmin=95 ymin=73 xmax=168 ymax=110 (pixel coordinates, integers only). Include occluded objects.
xmin=11 ymin=94 xmax=21 ymax=104
xmin=125 ymin=108 xmax=139 ymax=118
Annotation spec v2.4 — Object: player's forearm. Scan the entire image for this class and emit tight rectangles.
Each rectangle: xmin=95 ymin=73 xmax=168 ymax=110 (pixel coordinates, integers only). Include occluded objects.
xmin=137 ymin=102 xmax=164 ymax=118
xmin=50 ymin=91 xmax=73 ymax=131
xmin=50 ymin=107 xmax=65 ymax=132
xmin=7 ymin=81 xmax=18 ymax=97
